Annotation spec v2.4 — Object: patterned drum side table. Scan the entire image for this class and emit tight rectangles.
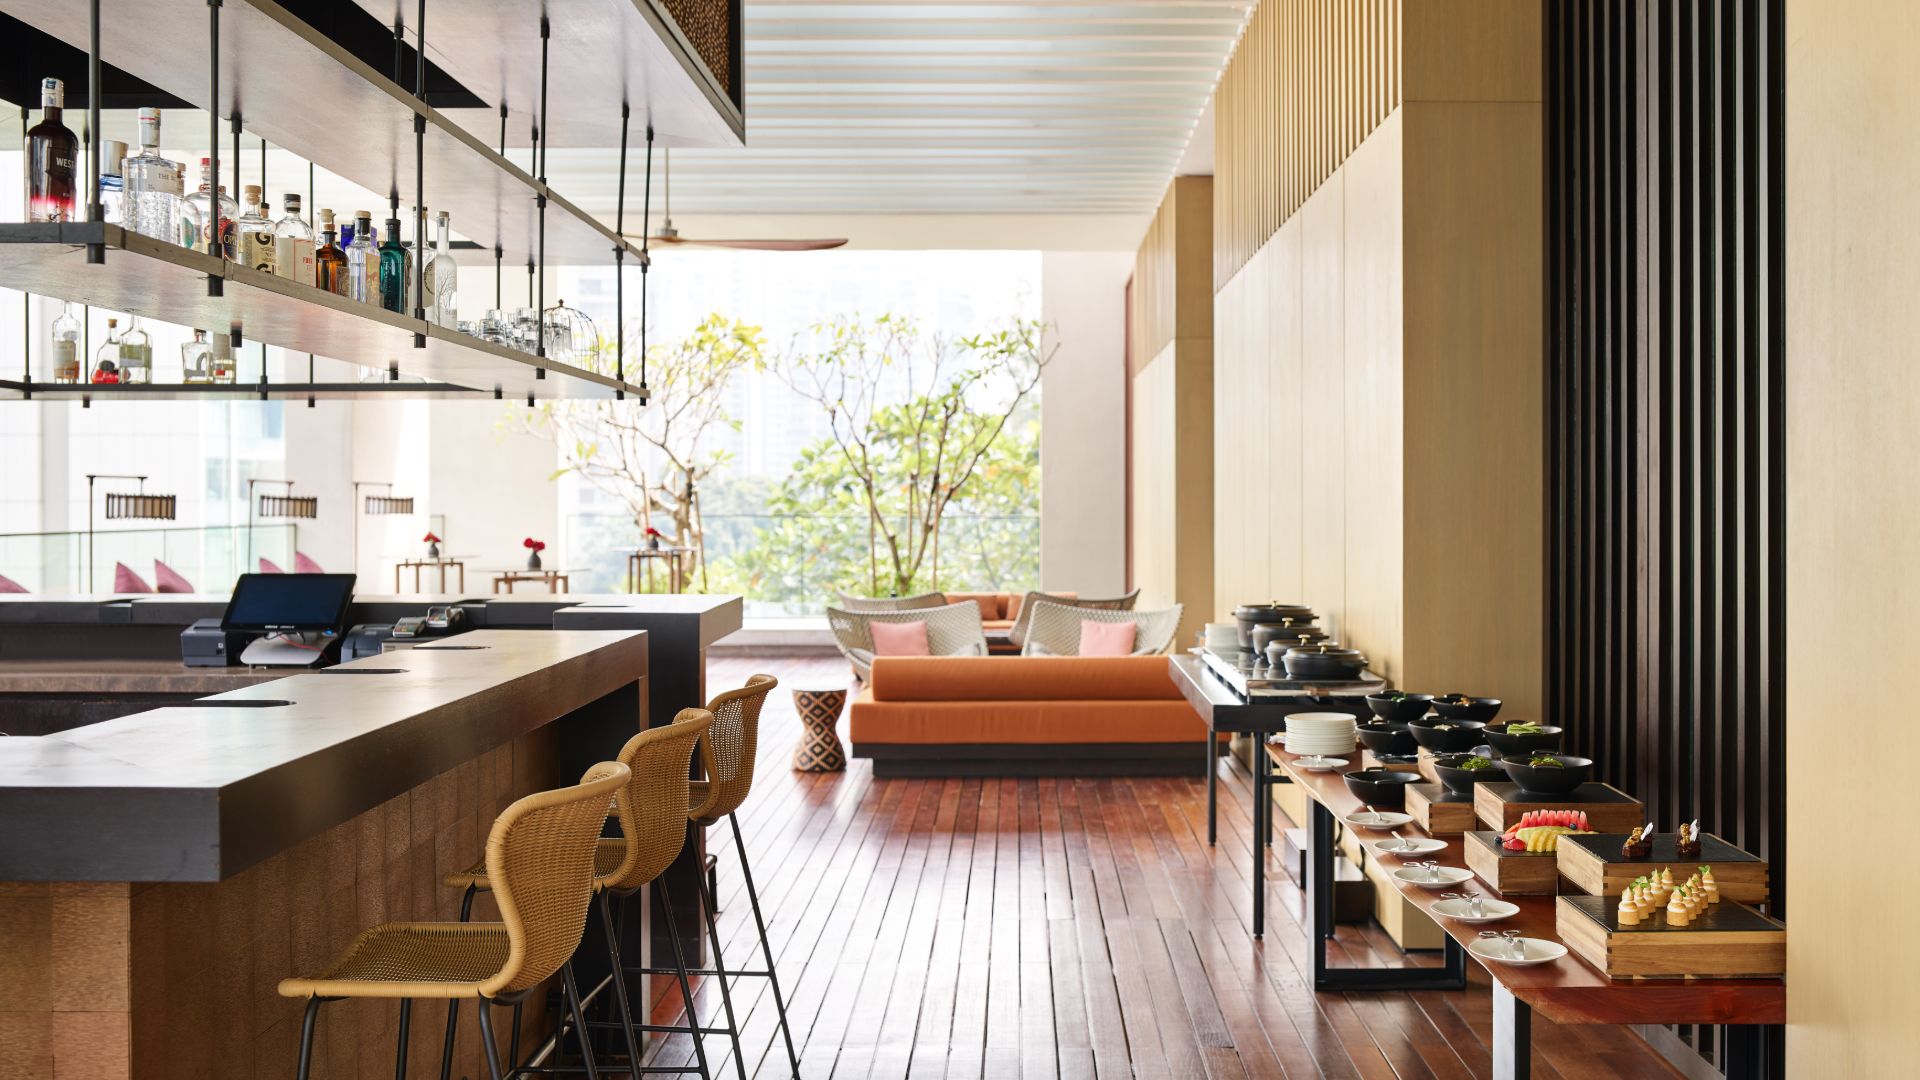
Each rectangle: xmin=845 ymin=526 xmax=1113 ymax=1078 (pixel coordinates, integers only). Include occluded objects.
xmin=791 ymin=688 xmax=848 ymax=772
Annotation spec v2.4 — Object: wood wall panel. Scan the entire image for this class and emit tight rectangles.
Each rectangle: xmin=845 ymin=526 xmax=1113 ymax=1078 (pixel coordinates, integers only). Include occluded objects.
xmin=1545 ymin=0 xmax=1784 ymax=1071
xmin=1784 ymin=3 xmax=1920 ymax=1073
xmin=1213 ymin=0 xmax=1401 ymax=291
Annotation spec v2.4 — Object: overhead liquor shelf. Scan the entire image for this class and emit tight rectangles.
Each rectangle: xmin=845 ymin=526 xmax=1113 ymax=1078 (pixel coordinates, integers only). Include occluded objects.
xmin=0 ymin=0 xmax=641 ymax=268
xmin=0 ymin=223 xmax=640 ymax=400
xmin=0 ymin=381 xmax=490 ymax=402
xmin=350 ymin=0 xmax=746 ymax=149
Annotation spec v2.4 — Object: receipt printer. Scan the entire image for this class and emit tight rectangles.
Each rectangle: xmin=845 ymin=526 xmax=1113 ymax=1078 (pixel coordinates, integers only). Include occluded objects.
xmin=181 ymin=618 xmax=250 ymax=667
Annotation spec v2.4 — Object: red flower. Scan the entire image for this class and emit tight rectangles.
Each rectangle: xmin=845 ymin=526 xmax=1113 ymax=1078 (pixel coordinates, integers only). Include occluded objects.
xmin=645 ymin=526 xmax=663 ymax=538
xmin=422 ymin=532 xmax=441 ymax=543
xmin=522 ymin=537 xmax=546 ymax=551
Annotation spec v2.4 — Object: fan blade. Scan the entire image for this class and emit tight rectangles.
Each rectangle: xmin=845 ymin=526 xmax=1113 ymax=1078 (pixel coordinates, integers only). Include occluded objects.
xmin=653 ymin=235 xmax=848 ymax=251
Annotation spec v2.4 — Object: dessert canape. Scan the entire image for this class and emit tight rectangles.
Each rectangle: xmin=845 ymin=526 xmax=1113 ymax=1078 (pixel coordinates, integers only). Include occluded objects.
xmin=1700 ymin=866 xmax=1720 ymax=904
xmin=1633 ymin=878 xmax=1656 ymax=915
xmin=1617 ymin=886 xmax=1642 ymax=926
xmin=1675 ymin=819 xmax=1703 ymax=858
xmin=1665 ymin=890 xmax=1690 ymax=927
xmin=1622 ymin=823 xmax=1653 ymax=859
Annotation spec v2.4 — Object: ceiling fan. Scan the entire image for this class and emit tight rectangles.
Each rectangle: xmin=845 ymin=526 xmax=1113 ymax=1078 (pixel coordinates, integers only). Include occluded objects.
xmin=639 ymin=148 xmax=848 ymax=252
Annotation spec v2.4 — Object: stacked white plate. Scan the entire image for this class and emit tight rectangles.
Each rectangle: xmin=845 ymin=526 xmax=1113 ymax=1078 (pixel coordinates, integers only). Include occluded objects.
xmin=1280 ymin=712 xmax=1357 ymax=756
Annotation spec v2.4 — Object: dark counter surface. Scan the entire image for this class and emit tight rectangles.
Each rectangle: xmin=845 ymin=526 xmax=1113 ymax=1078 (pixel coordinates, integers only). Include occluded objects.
xmin=0 ymin=628 xmax=649 ymax=882
xmin=0 ymin=658 xmax=282 ymax=695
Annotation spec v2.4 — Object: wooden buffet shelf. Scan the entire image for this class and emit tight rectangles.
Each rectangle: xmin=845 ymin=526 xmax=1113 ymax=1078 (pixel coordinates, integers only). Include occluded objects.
xmin=0 ymin=223 xmax=636 ymax=399
xmin=1265 ymin=743 xmax=1782 ymax=1079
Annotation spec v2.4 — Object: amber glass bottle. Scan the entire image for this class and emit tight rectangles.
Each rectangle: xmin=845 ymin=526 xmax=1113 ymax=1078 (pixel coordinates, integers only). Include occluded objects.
xmin=314 ymin=208 xmax=349 ymax=296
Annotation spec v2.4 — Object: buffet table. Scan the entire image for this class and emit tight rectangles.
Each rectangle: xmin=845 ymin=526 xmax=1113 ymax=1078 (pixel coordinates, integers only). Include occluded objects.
xmin=1167 ymin=650 xmax=1385 ymax=937
xmin=1268 ymin=745 xmax=1784 ymax=1080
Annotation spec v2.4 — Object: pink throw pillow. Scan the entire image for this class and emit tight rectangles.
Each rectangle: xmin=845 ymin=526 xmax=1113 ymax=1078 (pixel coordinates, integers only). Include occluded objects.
xmin=869 ymin=619 xmax=931 ymax=656
xmin=1079 ymin=619 xmax=1136 ymax=657
xmin=152 ymin=559 xmax=194 ymax=593
xmin=0 ymin=573 xmax=26 ymax=593
xmin=258 ymin=557 xmax=284 ymax=574
xmin=293 ymin=551 xmax=325 ymax=574
xmin=113 ymin=561 xmax=153 ymax=593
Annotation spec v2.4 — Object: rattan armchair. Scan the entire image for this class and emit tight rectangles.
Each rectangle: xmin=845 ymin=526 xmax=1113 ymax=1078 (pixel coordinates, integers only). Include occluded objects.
xmin=1020 ymin=600 xmax=1185 ymax=657
xmin=827 ymin=601 xmax=989 ymax=681
xmin=1006 ymin=588 xmax=1141 ymax=648
xmin=280 ymin=761 xmax=629 ymax=1080
xmin=834 ymin=590 xmax=948 ymax=612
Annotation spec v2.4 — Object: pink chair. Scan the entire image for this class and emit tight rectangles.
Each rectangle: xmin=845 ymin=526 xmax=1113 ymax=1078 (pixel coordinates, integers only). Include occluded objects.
xmin=258 ymin=557 xmax=284 ymax=574
xmin=293 ymin=551 xmax=325 ymax=574
xmin=0 ymin=573 xmax=27 ymax=594
xmin=153 ymin=559 xmax=194 ymax=593
xmin=113 ymin=562 xmax=154 ymax=593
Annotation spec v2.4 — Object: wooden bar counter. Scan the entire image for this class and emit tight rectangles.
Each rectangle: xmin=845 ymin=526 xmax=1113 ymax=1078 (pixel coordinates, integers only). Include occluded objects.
xmin=0 ymin=628 xmax=648 ymax=1080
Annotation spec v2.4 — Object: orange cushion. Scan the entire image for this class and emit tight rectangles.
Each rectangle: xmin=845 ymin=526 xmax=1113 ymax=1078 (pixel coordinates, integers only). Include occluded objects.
xmin=868 ymin=656 xmax=1181 ymax=702
xmin=1005 ymin=591 xmax=1077 ymax=619
xmin=945 ymin=592 xmax=1004 ymax=620
xmin=869 ymin=619 xmax=930 ymax=656
xmin=851 ymin=694 xmax=1205 ymax=745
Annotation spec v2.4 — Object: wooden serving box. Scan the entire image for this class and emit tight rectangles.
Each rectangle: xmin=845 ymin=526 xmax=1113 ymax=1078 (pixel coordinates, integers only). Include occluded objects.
xmin=1474 ymin=782 xmax=1644 ymax=834
xmin=1556 ymin=894 xmax=1785 ymax=979
xmin=1407 ymin=783 xmax=1479 ymax=834
xmin=1557 ymin=833 xmax=1769 ymax=903
xmin=1361 ymin=750 xmax=1422 ymax=774
xmin=1462 ymin=830 xmax=1561 ymax=895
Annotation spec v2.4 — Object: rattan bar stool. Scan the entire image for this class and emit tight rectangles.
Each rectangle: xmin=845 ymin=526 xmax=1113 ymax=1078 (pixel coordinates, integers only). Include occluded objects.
xmin=445 ymin=708 xmax=718 ymax=1079
xmin=279 ymin=761 xmax=630 ymax=1080
xmin=628 ymin=674 xmax=799 ymax=1080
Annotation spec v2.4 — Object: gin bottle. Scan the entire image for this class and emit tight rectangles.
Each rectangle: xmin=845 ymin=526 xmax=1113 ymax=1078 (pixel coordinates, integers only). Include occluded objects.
xmin=425 ymin=210 xmax=457 ymax=326
xmin=50 ymin=302 xmax=81 ymax=383
xmin=25 ymin=78 xmax=77 ymax=223
xmin=184 ymin=159 xmax=236 ymax=256
xmin=346 ymin=212 xmax=378 ymax=304
xmin=234 ymin=186 xmax=276 ymax=273
xmin=314 ymin=209 xmax=349 ymax=296
xmin=274 ymin=193 xmax=315 ymax=286
xmin=378 ymin=216 xmax=410 ymax=314
xmin=92 ymin=318 xmax=122 ymax=383
xmin=123 ymin=109 xmax=185 ymax=244
xmin=118 ymin=317 xmax=153 ymax=384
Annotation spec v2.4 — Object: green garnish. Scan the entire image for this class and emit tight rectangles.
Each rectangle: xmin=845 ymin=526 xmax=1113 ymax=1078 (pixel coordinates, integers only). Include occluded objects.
xmin=1381 ymin=691 xmax=1407 ymax=701
xmin=1527 ymin=754 xmax=1565 ymax=768
xmin=1458 ymin=757 xmax=1494 ymax=771
xmin=1505 ymin=722 xmax=1546 ymax=735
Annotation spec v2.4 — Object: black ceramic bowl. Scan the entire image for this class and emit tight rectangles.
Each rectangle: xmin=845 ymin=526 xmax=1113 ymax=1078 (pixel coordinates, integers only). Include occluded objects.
xmin=1407 ymin=719 xmax=1488 ymax=753
xmin=1430 ymin=694 xmax=1503 ymax=723
xmin=1430 ymin=752 xmax=1504 ymax=794
xmin=1365 ymin=692 xmax=1434 ymax=725
xmin=1342 ymin=768 xmax=1424 ymax=809
xmin=1481 ymin=722 xmax=1564 ymax=758
xmin=1496 ymin=753 xmax=1593 ymax=795
xmin=1356 ymin=722 xmax=1420 ymax=756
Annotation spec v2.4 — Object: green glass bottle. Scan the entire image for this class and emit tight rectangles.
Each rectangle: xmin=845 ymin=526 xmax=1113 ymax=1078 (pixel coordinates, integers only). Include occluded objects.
xmin=377 ymin=216 xmax=410 ymax=314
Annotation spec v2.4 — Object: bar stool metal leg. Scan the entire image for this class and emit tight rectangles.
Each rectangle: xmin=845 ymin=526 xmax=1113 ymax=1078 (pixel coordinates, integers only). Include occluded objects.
xmin=596 ymin=891 xmax=644 ymax=1078
xmin=437 ymin=1001 xmax=460 ymax=1080
xmin=476 ymin=999 xmax=506 ymax=1080
xmin=693 ymin=861 xmax=748 ymax=1080
xmin=296 ymin=998 xmax=325 ymax=1080
xmin=562 ymin=962 xmax=603 ymax=1080
xmin=652 ymin=882 xmax=714 ymax=1078
xmin=729 ymin=813 xmax=798 ymax=1077
xmin=395 ymin=999 xmax=414 ymax=1080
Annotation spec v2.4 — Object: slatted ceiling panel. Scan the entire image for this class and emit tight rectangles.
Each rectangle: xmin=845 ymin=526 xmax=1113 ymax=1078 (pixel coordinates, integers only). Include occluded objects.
xmin=1546 ymin=0 xmax=1784 ymax=1072
xmin=1212 ymin=0 xmax=1398 ymax=291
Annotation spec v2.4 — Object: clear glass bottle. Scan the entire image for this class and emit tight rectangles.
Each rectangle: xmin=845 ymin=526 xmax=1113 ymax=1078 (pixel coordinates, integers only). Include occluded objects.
xmin=346 ymin=212 xmax=378 ymax=304
xmin=117 ymin=316 xmax=152 ymax=384
xmin=274 ymin=193 xmax=315 ymax=285
xmin=184 ymin=159 xmax=236 ymax=256
xmin=234 ymin=186 xmax=276 ymax=273
xmin=180 ymin=329 xmax=213 ymax=384
xmin=25 ymin=78 xmax=78 ymax=223
xmin=50 ymin=302 xmax=81 ymax=383
xmin=425 ymin=210 xmax=457 ymax=326
xmin=314 ymin=209 xmax=348 ymax=296
xmin=123 ymin=108 xmax=185 ymax=245
xmin=92 ymin=318 xmax=122 ymax=383
xmin=207 ymin=329 xmax=235 ymax=384
xmin=378 ymin=216 xmax=410 ymax=314
xmin=97 ymin=140 xmax=126 ymax=227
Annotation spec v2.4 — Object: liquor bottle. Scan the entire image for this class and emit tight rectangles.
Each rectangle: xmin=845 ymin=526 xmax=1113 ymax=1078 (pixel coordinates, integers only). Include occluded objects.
xmin=274 ymin=193 xmax=315 ymax=286
xmin=117 ymin=317 xmax=153 ymax=384
xmin=92 ymin=318 xmax=123 ymax=383
xmin=181 ymin=329 xmax=213 ymax=384
xmin=184 ymin=159 xmax=236 ymax=256
xmin=346 ymin=212 xmax=378 ymax=304
xmin=425 ymin=210 xmax=457 ymax=326
xmin=97 ymin=140 xmax=126 ymax=226
xmin=378 ymin=216 xmax=410 ymax=314
xmin=25 ymin=78 xmax=78 ymax=222
xmin=208 ymin=330 xmax=235 ymax=384
xmin=235 ymin=186 xmax=276 ymax=273
xmin=314 ymin=209 xmax=348 ymax=296
xmin=123 ymin=109 xmax=185 ymax=244
xmin=50 ymin=302 xmax=81 ymax=383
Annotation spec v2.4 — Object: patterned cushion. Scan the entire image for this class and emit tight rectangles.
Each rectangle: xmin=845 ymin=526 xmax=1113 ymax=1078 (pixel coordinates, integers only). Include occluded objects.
xmin=293 ymin=551 xmax=325 ymax=574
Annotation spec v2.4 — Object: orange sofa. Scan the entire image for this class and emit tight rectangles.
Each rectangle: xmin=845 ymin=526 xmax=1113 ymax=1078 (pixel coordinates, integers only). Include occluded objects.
xmin=849 ymin=655 xmax=1223 ymax=777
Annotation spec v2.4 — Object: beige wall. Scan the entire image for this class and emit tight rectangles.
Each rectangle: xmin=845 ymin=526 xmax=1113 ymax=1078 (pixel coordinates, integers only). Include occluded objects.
xmin=1785 ymin=0 xmax=1920 ymax=1071
xmin=1040 ymin=251 xmax=1133 ymax=597
xmin=1208 ymin=1 xmax=1542 ymax=713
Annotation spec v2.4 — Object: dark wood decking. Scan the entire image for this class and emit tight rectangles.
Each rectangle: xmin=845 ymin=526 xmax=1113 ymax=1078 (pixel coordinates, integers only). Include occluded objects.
xmin=648 ymin=655 xmax=1681 ymax=1079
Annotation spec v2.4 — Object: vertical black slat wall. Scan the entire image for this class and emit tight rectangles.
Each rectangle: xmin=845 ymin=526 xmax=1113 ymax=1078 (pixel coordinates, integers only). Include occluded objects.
xmin=1545 ymin=0 xmax=1785 ymax=1073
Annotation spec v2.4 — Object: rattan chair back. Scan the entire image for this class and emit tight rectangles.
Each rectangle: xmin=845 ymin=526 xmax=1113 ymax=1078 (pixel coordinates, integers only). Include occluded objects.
xmin=835 ymin=590 xmax=948 ymax=612
xmin=689 ymin=673 xmax=778 ymax=824
xmin=485 ymin=760 xmax=630 ymax=993
xmin=602 ymin=708 xmax=713 ymax=892
xmin=1007 ymin=588 xmax=1141 ymax=647
xmin=1020 ymin=601 xmax=1185 ymax=657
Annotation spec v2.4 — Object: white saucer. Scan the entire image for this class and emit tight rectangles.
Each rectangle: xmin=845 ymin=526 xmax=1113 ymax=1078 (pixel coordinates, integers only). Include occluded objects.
xmin=1431 ymin=897 xmax=1520 ymax=923
xmin=1468 ymin=936 xmax=1568 ymax=966
xmin=1371 ymin=836 xmax=1447 ymax=858
xmin=1346 ymin=811 xmax=1413 ymax=829
xmin=1294 ymin=756 xmax=1347 ymax=771
xmin=1391 ymin=865 xmax=1475 ymax=889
